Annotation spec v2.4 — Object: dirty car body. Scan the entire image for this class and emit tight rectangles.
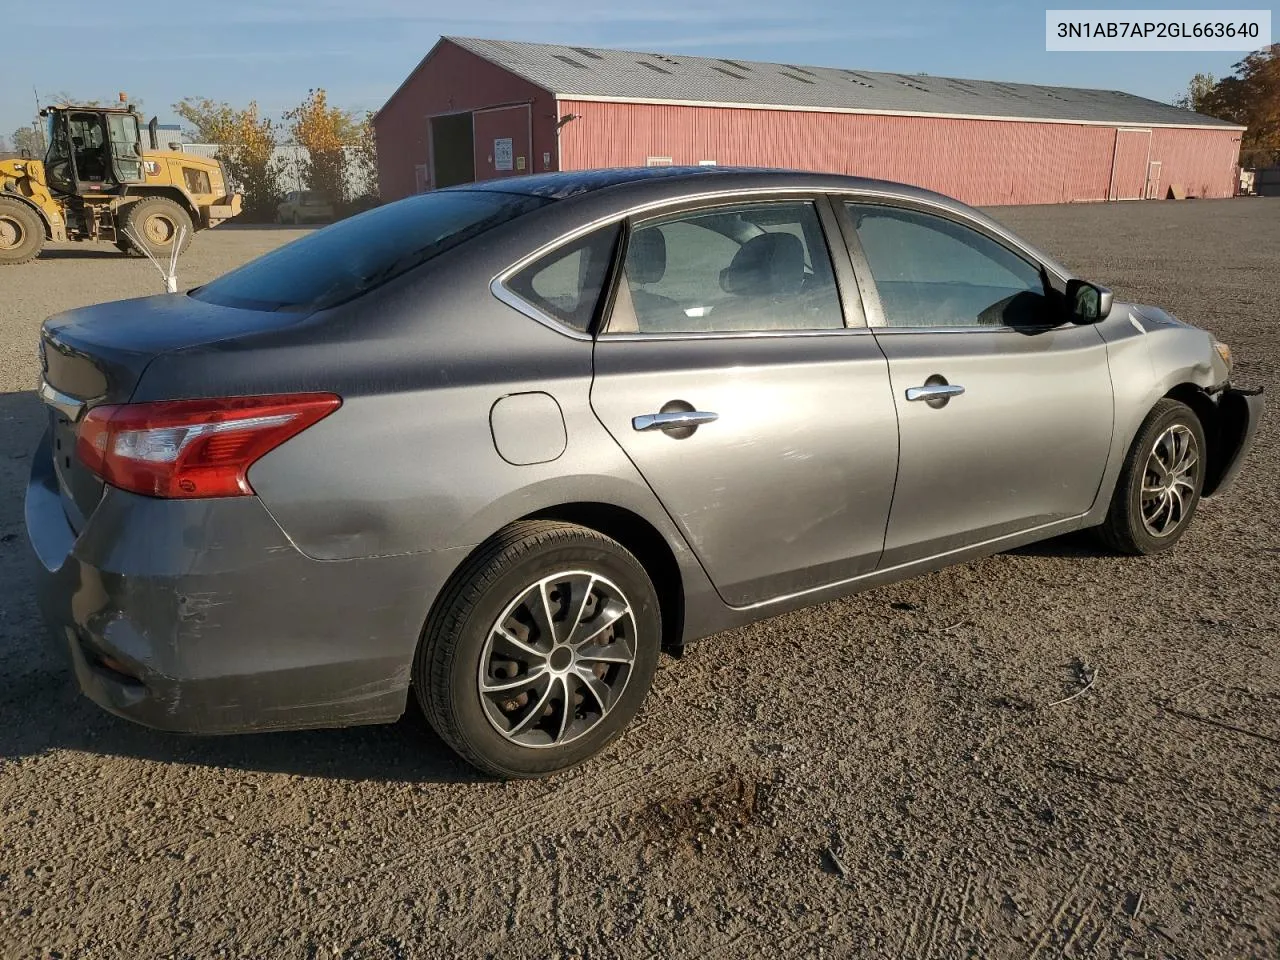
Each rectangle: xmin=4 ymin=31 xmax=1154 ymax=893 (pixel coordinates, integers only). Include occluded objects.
xmin=26 ymin=169 xmax=1262 ymax=771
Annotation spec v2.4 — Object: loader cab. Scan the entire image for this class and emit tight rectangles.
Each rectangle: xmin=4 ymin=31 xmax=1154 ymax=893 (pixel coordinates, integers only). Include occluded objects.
xmin=42 ymin=107 xmax=145 ymax=195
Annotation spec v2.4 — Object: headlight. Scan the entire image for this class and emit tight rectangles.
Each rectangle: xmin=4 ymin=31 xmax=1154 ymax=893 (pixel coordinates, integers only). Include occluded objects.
xmin=1213 ymin=340 xmax=1232 ymax=371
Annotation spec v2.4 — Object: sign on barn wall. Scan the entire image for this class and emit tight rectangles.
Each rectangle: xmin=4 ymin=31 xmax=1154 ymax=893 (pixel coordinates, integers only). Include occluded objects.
xmin=494 ymin=138 xmax=513 ymax=171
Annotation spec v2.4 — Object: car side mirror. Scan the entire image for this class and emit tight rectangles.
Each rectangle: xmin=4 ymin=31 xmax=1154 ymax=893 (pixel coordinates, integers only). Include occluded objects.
xmin=1065 ymin=279 xmax=1112 ymax=324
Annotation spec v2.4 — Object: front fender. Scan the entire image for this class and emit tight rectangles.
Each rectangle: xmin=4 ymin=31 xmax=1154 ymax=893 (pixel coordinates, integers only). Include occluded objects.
xmin=1085 ymin=307 xmax=1220 ymax=523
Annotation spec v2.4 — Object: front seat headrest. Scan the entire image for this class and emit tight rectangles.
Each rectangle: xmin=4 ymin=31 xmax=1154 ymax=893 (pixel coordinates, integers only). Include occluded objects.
xmin=720 ymin=232 xmax=805 ymax=297
xmin=627 ymin=228 xmax=667 ymax=284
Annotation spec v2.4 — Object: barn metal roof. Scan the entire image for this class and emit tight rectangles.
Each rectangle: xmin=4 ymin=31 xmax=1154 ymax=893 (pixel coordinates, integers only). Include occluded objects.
xmin=445 ymin=36 xmax=1239 ymax=129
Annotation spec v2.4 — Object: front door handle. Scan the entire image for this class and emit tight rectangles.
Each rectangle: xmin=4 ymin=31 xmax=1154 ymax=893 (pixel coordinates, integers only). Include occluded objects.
xmin=632 ymin=410 xmax=719 ymax=432
xmin=905 ymin=383 xmax=965 ymax=402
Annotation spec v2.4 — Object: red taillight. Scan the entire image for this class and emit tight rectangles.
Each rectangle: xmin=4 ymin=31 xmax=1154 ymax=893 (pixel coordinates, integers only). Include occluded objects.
xmin=75 ymin=394 xmax=341 ymax=499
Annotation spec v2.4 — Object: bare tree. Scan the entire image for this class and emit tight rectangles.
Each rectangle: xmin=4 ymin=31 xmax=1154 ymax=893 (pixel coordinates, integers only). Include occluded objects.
xmin=11 ymin=125 xmax=45 ymax=157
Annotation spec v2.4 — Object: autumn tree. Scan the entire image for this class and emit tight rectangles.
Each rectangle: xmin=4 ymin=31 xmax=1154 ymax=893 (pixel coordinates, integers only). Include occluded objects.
xmin=1184 ymin=44 xmax=1280 ymax=166
xmin=174 ymin=97 xmax=280 ymax=219
xmin=284 ymin=89 xmax=360 ymax=205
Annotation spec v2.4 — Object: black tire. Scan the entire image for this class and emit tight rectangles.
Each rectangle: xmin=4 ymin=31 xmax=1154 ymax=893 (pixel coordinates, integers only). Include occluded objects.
xmin=414 ymin=521 xmax=662 ymax=779
xmin=1095 ymin=399 xmax=1206 ymax=555
xmin=121 ymin=197 xmax=193 ymax=260
xmin=0 ymin=197 xmax=46 ymax=265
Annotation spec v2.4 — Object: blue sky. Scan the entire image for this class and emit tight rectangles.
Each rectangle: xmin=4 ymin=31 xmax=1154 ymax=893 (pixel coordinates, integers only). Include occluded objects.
xmin=1 ymin=0 xmax=1260 ymax=140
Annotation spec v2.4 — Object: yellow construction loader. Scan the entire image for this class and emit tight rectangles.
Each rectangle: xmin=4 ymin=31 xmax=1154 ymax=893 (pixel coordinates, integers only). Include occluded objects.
xmin=0 ymin=104 xmax=241 ymax=265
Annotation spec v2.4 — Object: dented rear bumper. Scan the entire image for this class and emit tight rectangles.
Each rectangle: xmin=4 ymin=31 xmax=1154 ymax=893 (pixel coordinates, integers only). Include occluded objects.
xmin=25 ymin=428 xmax=467 ymax=734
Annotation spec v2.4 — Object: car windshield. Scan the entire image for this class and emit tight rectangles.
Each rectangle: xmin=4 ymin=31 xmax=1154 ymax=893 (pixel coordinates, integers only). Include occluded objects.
xmin=300 ymin=191 xmax=325 ymax=204
xmin=192 ymin=190 xmax=550 ymax=312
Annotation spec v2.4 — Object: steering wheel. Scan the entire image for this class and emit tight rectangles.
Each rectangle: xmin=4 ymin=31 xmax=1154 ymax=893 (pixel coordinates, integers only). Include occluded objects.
xmin=45 ymin=158 xmax=74 ymax=192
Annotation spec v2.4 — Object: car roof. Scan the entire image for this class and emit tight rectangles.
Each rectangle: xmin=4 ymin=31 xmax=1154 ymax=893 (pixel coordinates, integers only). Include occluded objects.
xmin=453 ymin=166 xmax=956 ymax=207
xmin=454 ymin=167 xmax=1075 ymax=282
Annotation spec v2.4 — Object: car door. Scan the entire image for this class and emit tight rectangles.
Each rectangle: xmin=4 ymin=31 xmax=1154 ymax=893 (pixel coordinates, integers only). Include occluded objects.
xmin=589 ymin=197 xmax=900 ymax=608
xmin=839 ymin=200 xmax=1114 ymax=568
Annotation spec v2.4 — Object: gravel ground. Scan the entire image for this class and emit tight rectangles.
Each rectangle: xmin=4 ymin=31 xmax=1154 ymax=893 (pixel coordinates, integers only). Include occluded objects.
xmin=0 ymin=202 xmax=1277 ymax=959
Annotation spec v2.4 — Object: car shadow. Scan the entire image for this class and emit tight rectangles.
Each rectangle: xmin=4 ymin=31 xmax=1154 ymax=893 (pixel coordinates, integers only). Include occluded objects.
xmin=0 ymin=389 xmax=481 ymax=783
xmin=2 ymin=670 xmax=484 ymax=783
xmin=1008 ymin=529 xmax=1113 ymax=559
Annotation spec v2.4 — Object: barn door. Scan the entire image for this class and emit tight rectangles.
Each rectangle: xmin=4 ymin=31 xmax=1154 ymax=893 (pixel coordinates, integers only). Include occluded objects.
xmin=472 ymin=105 xmax=532 ymax=183
xmin=1145 ymin=160 xmax=1163 ymax=199
xmin=1109 ymin=129 xmax=1152 ymax=200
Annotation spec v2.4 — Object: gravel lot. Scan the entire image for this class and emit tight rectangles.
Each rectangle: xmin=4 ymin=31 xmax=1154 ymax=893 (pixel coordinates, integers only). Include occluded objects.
xmin=1 ymin=201 xmax=1277 ymax=958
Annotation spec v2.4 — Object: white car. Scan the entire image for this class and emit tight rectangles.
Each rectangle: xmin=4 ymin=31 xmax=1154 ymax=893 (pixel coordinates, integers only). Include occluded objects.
xmin=276 ymin=190 xmax=335 ymax=225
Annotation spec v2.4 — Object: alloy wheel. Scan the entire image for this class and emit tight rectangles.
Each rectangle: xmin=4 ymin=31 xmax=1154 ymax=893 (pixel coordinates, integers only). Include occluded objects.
xmin=478 ymin=570 xmax=638 ymax=748
xmin=1141 ymin=423 xmax=1199 ymax=537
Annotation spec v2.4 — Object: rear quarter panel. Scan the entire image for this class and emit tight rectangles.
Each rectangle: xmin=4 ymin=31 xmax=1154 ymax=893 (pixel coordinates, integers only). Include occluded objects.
xmin=133 ymin=209 xmax=723 ymax=637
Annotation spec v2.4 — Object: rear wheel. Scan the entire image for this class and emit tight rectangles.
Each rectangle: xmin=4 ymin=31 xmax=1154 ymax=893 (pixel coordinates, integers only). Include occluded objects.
xmin=0 ymin=197 xmax=46 ymax=265
xmin=121 ymin=197 xmax=193 ymax=260
xmin=414 ymin=521 xmax=662 ymax=778
xmin=1095 ymin=399 xmax=1206 ymax=554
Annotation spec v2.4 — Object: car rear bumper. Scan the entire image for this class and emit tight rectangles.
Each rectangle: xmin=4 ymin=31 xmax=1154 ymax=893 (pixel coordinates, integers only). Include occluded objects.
xmin=25 ymin=428 xmax=468 ymax=734
xmin=1204 ymin=385 xmax=1264 ymax=498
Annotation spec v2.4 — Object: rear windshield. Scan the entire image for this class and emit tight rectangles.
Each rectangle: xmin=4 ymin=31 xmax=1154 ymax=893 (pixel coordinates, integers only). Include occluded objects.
xmin=191 ymin=190 xmax=551 ymax=312
xmin=300 ymin=191 xmax=326 ymax=203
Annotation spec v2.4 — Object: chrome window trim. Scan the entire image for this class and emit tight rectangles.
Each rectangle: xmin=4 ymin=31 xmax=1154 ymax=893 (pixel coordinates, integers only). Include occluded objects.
xmin=490 ymin=183 xmax=1072 ymax=340
xmin=869 ymin=324 xmax=1067 ymax=336
xmin=600 ymin=327 xmax=876 ymax=343
xmin=489 ymin=278 xmax=594 ymax=342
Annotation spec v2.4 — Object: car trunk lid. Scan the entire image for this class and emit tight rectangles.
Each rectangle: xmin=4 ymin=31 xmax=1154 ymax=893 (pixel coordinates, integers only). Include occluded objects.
xmin=39 ymin=293 xmax=311 ymax=530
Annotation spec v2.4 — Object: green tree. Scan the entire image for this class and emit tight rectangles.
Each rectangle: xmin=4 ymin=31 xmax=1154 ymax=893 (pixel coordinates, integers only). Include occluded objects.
xmin=174 ymin=97 xmax=280 ymax=219
xmin=1173 ymin=72 xmax=1216 ymax=113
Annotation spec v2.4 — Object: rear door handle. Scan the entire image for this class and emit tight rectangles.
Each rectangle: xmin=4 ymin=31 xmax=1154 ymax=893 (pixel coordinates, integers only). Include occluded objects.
xmin=905 ymin=383 xmax=965 ymax=402
xmin=632 ymin=410 xmax=719 ymax=432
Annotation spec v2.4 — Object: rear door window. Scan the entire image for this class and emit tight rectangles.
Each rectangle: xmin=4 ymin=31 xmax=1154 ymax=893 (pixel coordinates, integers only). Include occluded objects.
xmin=607 ymin=200 xmax=844 ymax=334
xmin=192 ymin=190 xmax=550 ymax=312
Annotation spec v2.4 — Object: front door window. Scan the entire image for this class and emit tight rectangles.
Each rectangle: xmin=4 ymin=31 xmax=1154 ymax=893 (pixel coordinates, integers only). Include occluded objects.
xmin=107 ymin=113 xmax=144 ymax=183
xmin=847 ymin=203 xmax=1051 ymax=328
xmin=68 ymin=113 xmax=110 ymax=183
xmin=43 ymin=114 xmax=74 ymax=193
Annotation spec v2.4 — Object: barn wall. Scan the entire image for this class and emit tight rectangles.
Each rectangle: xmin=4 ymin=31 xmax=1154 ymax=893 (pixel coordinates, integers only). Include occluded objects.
xmin=374 ymin=41 xmax=559 ymax=201
xmin=557 ymin=100 xmax=1240 ymax=205
xmin=1148 ymin=127 xmax=1241 ymax=199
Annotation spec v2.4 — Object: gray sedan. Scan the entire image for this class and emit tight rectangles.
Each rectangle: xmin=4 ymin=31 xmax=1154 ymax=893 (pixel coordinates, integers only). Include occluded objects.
xmin=26 ymin=168 xmax=1262 ymax=778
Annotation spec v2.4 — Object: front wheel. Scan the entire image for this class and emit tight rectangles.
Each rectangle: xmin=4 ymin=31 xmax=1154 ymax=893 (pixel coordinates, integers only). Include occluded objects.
xmin=1095 ymin=399 xmax=1206 ymax=555
xmin=0 ymin=197 xmax=46 ymax=265
xmin=121 ymin=197 xmax=193 ymax=260
xmin=414 ymin=521 xmax=662 ymax=778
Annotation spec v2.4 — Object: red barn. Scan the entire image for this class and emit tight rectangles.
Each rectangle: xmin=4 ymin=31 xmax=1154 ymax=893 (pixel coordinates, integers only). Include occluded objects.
xmin=374 ymin=37 xmax=1244 ymax=206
